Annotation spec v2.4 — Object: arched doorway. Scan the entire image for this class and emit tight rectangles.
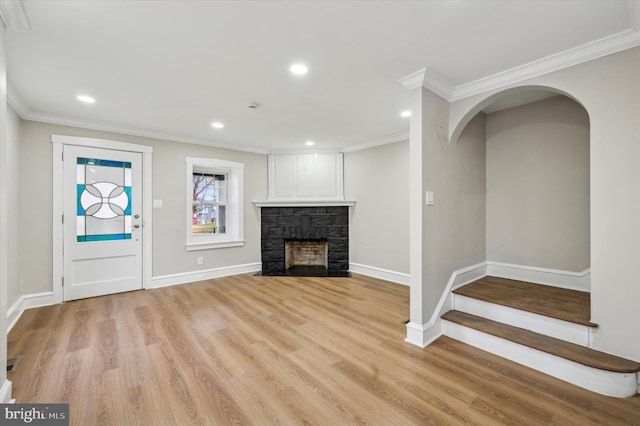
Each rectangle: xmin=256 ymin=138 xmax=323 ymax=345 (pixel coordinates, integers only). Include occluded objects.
xmin=454 ymin=85 xmax=591 ymax=280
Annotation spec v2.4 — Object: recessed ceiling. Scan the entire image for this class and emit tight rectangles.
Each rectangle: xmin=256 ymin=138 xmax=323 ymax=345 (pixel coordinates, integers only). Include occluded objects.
xmin=5 ymin=1 xmax=639 ymax=153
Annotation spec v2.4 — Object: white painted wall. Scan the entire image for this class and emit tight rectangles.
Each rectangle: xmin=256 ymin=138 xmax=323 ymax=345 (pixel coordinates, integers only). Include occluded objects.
xmin=344 ymin=140 xmax=409 ymax=275
xmin=486 ymin=95 xmax=590 ymax=272
xmin=20 ymin=120 xmax=267 ymax=294
xmin=449 ymin=47 xmax=640 ymax=362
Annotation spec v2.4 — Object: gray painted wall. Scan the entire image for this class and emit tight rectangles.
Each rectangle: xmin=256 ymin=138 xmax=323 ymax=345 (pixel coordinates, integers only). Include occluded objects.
xmin=345 ymin=140 xmax=410 ymax=274
xmin=486 ymin=95 xmax=590 ymax=271
xmin=0 ymin=27 xmax=9 ymax=395
xmin=6 ymin=105 xmax=21 ymax=308
xmin=411 ymin=92 xmax=487 ymax=325
xmin=20 ymin=120 xmax=267 ymax=294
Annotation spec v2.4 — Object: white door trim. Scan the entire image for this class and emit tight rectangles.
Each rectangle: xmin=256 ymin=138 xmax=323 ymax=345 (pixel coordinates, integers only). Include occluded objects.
xmin=51 ymin=135 xmax=153 ymax=304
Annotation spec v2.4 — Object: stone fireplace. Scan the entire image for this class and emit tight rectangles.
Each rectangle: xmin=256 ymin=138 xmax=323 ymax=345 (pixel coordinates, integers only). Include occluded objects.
xmin=259 ymin=206 xmax=350 ymax=277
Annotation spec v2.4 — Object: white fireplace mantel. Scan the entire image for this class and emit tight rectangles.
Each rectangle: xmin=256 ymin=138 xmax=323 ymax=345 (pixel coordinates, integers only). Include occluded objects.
xmin=253 ymin=200 xmax=356 ymax=208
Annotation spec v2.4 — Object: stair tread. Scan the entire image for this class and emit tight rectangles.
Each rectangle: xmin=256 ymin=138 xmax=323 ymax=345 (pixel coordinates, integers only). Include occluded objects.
xmin=442 ymin=310 xmax=640 ymax=373
xmin=453 ymin=276 xmax=597 ymax=327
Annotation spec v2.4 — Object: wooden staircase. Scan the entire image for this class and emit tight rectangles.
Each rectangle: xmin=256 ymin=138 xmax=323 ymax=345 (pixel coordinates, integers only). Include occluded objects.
xmin=441 ymin=276 xmax=640 ymax=398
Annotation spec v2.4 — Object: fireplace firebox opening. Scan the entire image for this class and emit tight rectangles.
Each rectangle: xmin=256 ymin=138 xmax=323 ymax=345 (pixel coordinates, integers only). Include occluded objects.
xmin=285 ymin=239 xmax=328 ymax=270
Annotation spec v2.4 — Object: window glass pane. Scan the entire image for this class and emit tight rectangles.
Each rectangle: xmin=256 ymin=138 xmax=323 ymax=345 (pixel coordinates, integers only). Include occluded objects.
xmin=193 ymin=173 xmax=226 ymax=203
xmin=192 ymin=204 xmax=226 ymax=235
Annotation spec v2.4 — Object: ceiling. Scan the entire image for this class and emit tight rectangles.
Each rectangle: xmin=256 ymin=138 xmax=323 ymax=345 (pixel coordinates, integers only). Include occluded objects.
xmin=4 ymin=1 xmax=639 ymax=153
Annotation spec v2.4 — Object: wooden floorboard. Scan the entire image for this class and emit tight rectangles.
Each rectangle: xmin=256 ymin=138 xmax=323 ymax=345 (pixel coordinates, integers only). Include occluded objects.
xmin=453 ymin=276 xmax=597 ymax=326
xmin=8 ymin=273 xmax=640 ymax=425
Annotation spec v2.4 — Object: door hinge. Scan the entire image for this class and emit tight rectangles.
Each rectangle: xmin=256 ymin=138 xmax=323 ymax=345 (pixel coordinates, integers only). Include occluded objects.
xmin=62 ymin=277 xmax=64 ymax=287
xmin=62 ymin=151 xmax=64 ymax=161
xmin=62 ymin=214 xmax=64 ymax=224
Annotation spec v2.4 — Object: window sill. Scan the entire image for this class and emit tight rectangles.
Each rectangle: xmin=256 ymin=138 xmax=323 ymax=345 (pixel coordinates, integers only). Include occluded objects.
xmin=186 ymin=239 xmax=245 ymax=251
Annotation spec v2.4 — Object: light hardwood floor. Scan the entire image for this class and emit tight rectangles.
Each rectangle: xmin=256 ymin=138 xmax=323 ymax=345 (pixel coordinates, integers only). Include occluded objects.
xmin=7 ymin=273 xmax=640 ymax=425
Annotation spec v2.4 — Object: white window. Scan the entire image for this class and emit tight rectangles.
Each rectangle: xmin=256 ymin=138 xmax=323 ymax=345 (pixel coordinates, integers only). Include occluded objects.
xmin=186 ymin=157 xmax=244 ymax=250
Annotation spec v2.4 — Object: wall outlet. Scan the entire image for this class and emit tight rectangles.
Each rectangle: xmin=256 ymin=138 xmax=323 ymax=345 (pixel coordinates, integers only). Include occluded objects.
xmin=197 ymin=256 xmax=203 ymax=265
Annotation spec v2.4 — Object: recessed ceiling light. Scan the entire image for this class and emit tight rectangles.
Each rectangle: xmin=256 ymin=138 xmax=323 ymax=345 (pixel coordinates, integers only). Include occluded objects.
xmin=211 ymin=122 xmax=224 ymax=129
xmin=290 ymin=63 xmax=308 ymax=75
xmin=77 ymin=95 xmax=95 ymax=104
xmin=305 ymin=141 xmax=315 ymax=146
xmin=401 ymin=110 xmax=412 ymax=118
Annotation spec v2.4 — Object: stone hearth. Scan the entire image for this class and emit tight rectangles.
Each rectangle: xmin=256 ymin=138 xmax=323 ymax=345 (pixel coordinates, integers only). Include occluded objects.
xmin=259 ymin=206 xmax=350 ymax=277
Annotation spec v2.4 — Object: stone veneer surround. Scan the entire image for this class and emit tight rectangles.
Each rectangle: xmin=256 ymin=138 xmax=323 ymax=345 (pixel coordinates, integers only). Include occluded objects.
xmin=260 ymin=206 xmax=349 ymax=276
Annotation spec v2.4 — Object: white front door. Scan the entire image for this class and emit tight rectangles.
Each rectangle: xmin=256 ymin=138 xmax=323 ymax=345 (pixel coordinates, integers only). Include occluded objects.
xmin=63 ymin=145 xmax=143 ymax=301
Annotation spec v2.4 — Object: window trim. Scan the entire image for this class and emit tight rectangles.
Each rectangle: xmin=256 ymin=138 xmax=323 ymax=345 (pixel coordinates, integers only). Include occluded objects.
xmin=186 ymin=157 xmax=244 ymax=251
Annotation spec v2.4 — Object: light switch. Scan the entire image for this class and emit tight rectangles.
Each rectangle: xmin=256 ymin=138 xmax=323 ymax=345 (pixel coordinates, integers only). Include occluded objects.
xmin=153 ymin=199 xmax=163 ymax=208
xmin=425 ymin=191 xmax=434 ymax=206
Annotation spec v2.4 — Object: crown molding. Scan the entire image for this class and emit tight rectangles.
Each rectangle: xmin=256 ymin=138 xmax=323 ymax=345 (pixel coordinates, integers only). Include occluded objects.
xmin=397 ymin=67 xmax=426 ymax=90
xmin=341 ymin=131 xmax=409 ymax=153
xmin=452 ymin=28 xmax=640 ymax=101
xmin=422 ymin=68 xmax=456 ymax=100
xmin=0 ymin=0 xmax=30 ymax=30
xmin=20 ymin=110 xmax=269 ymax=155
xmin=399 ymin=23 xmax=640 ymax=102
xmin=7 ymin=80 xmax=29 ymax=117
xmin=397 ymin=67 xmax=455 ymax=100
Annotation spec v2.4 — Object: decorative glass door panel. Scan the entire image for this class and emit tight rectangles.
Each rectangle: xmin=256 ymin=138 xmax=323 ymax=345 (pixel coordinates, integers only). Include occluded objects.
xmin=63 ymin=145 xmax=143 ymax=301
xmin=76 ymin=157 xmax=133 ymax=242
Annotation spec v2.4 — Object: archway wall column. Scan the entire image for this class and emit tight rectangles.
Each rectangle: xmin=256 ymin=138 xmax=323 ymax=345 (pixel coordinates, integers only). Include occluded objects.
xmin=406 ymin=86 xmax=487 ymax=347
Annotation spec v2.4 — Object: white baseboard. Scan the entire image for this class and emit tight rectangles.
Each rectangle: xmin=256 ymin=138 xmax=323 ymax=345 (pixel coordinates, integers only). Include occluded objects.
xmin=450 ymin=262 xmax=490 ymax=292
xmin=487 ymin=261 xmax=590 ymax=292
xmin=405 ymin=320 xmax=440 ymax=348
xmin=149 ymin=262 xmax=262 ymax=289
xmin=405 ymin=261 xmax=488 ymax=347
xmin=7 ymin=292 xmax=55 ymax=332
xmin=0 ymin=379 xmax=12 ymax=403
xmin=349 ymin=263 xmax=410 ymax=286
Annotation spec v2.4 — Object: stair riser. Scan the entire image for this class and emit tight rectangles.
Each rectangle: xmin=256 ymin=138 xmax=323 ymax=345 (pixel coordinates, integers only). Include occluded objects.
xmin=443 ymin=320 xmax=638 ymax=398
xmin=454 ymin=294 xmax=591 ymax=346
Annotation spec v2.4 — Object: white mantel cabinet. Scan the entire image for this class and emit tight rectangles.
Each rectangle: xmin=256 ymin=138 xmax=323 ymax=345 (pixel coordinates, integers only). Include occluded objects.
xmin=268 ymin=153 xmax=344 ymax=201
